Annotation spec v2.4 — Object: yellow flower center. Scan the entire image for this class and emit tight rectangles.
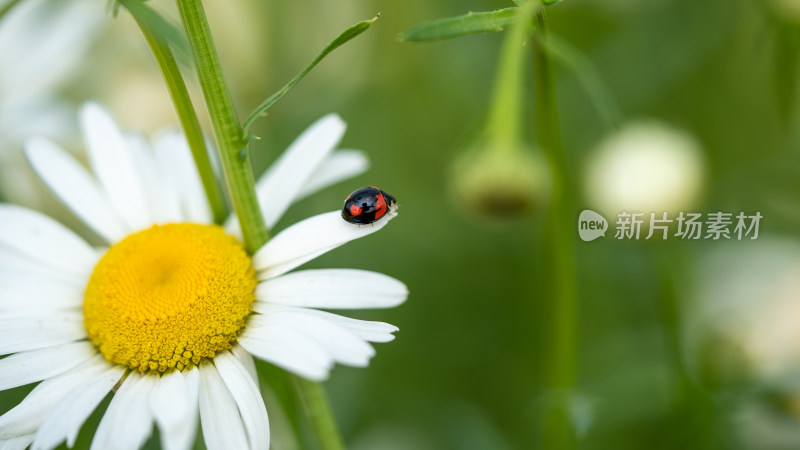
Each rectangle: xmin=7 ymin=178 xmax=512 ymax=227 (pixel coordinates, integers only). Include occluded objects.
xmin=84 ymin=223 xmax=256 ymax=373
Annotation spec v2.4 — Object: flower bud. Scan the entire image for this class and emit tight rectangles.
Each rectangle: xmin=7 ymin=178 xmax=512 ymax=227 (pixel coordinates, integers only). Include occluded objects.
xmin=450 ymin=147 xmax=551 ymax=220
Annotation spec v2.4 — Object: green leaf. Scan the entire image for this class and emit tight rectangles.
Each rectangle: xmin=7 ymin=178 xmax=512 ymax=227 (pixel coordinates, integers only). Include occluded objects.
xmin=539 ymin=33 xmax=623 ymax=129
xmin=117 ymin=0 xmax=190 ymax=64
xmin=398 ymin=8 xmax=519 ymax=42
xmin=242 ymin=14 xmax=379 ymax=136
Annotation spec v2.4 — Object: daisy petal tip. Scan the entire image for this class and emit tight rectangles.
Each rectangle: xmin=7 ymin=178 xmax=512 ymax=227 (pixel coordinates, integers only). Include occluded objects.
xmin=319 ymin=112 xmax=346 ymax=130
xmin=79 ymin=101 xmax=106 ymax=121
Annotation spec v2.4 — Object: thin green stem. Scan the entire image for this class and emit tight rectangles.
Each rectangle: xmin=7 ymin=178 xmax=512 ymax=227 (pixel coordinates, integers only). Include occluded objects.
xmin=0 ymin=0 xmax=22 ymax=21
xmin=175 ymin=1 xmax=345 ymax=448
xmin=534 ymin=8 xmax=577 ymax=450
xmin=121 ymin=0 xmax=227 ymax=224
xmin=176 ymin=0 xmax=267 ymax=252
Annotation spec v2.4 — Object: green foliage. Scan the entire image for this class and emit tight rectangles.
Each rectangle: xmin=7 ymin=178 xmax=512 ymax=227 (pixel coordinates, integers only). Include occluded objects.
xmin=242 ymin=15 xmax=379 ymax=137
xmin=539 ymin=33 xmax=622 ymax=129
xmin=398 ymin=8 xmax=519 ymax=42
xmin=116 ymin=0 xmax=190 ymax=62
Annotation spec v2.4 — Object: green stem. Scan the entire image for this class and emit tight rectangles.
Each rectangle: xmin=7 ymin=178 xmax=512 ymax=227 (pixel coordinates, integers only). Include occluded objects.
xmin=293 ymin=377 xmax=346 ymax=450
xmin=0 ymin=0 xmax=22 ymax=21
xmin=176 ymin=0 xmax=267 ymax=252
xmin=121 ymin=0 xmax=227 ymax=224
xmin=484 ymin=2 xmax=538 ymax=150
xmin=175 ymin=1 xmax=345 ymax=448
xmin=534 ymin=9 xmax=577 ymax=450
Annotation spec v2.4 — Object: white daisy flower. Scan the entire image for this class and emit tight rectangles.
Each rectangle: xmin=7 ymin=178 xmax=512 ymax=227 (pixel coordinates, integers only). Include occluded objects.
xmin=0 ymin=0 xmax=104 ymax=207
xmin=0 ymin=103 xmax=407 ymax=450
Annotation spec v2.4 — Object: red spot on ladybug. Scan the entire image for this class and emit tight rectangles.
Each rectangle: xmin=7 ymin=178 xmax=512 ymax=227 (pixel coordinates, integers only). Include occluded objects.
xmin=373 ymin=193 xmax=387 ymax=220
xmin=341 ymin=186 xmax=397 ymax=225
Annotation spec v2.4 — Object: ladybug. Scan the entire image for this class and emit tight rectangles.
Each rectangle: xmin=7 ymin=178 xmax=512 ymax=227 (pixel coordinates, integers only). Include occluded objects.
xmin=342 ymin=186 xmax=398 ymax=225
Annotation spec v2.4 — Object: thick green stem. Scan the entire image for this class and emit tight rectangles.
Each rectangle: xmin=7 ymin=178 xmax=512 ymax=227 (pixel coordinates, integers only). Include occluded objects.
xmin=485 ymin=2 xmax=538 ymax=150
xmin=175 ymin=1 xmax=344 ymax=448
xmin=122 ymin=0 xmax=227 ymax=224
xmin=293 ymin=377 xmax=346 ymax=450
xmin=534 ymin=8 xmax=577 ymax=450
xmin=176 ymin=0 xmax=267 ymax=252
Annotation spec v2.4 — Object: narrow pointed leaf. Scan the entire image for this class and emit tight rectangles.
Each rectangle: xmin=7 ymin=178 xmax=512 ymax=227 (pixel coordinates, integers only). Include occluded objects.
xmin=118 ymin=0 xmax=191 ymax=65
xmin=539 ymin=33 xmax=622 ymax=129
xmin=242 ymin=15 xmax=379 ymax=136
xmin=398 ymin=8 xmax=518 ymax=42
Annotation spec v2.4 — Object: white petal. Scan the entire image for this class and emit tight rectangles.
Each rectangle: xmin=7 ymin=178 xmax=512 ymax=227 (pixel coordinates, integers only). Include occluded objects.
xmin=231 ymin=344 xmax=258 ymax=385
xmin=0 ymin=248 xmax=84 ymax=288
xmin=23 ymin=137 xmax=129 ymax=243
xmin=0 ymin=341 xmax=96 ymax=391
xmin=154 ymin=130 xmax=212 ymax=224
xmin=0 ymin=434 xmax=34 ymax=450
xmin=0 ymin=0 xmax=101 ymax=99
xmin=252 ymin=210 xmax=397 ymax=279
xmin=248 ymin=310 xmax=374 ymax=368
xmin=254 ymin=114 xmax=345 ymax=229
xmin=90 ymin=372 xmax=155 ymax=450
xmin=252 ymin=303 xmax=398 ymax=343
xmin=150 ymin=366 xmax=199 ymax=450
xmin=32 ymin=364 xmax=124 ymax=450
xmin=198 ymin=363 xmax=248 ymax=450
xmin=0 ymin=204 xmax=98 ymax=276
xmin=126 ymin=132 xmax=182 ymax=225
xmin=80 ymin=103 xmax=152 ymax=231
xmin=0 ymin=355 xmax=110 ymax=439
xmin=295 ymin=149 xmax=369 ymax=200
xmin=238 ymin=325 xmax=333 ymax=381
xmin=215 ymin=351 xmax=270 ymax=449
xmin=0 ymin=271 xmax=83 ymax=310
xmin=0 ymin=312 xmax=86 ymax=355
xmin=256 ymin=269 xmax=408 ymax=309
xmin=150 ymin=369 xmax=199 ymax=450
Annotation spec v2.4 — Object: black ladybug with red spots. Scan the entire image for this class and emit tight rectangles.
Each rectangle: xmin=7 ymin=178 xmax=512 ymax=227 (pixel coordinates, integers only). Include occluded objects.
xmin=341 ymin=186 xmax=397 ymax=225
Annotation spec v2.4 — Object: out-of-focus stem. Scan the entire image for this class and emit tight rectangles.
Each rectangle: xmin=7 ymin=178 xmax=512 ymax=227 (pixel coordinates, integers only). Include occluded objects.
xmin=0 ymin=0 xmax=22 ymax=21
xmin=534 ymin=8 xmax=578 ymax=450
xmin=485 ymin=1 xmax=539 ymax=151
xmin=123 ymin=0 xmax=227 ymax=223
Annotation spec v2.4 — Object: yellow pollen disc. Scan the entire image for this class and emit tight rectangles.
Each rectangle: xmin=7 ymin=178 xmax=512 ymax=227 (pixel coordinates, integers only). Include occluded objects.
xmin=84 ymin=223 xmax=256 ymax=373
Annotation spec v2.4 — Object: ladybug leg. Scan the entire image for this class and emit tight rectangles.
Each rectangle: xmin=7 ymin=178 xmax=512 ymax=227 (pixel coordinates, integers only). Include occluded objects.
xmin=371 ymin=222 xmax=375 ymax=228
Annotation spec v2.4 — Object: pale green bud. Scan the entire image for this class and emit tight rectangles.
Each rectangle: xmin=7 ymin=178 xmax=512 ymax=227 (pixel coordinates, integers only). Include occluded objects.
xmin=450 ymin=147 xmax=551 ymax=220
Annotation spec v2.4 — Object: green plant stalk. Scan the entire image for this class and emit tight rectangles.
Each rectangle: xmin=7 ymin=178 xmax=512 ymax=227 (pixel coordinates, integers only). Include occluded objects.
xmin=175 ymin=1 xmax=345 ymax=448
xmin=484 ymin=2 xmax=538 ymax=151
xmin=176 ymin=0 xmax=267 ymax=252
xmin=122 ymin=0 xmax=227 ymax=224
xmin=0 ymin=0 xmax=22 ymax=21
xmin=534 ymin=9 xmax=577 ymax=450
xmin=292 ymin=377 xmax=346 ymax=450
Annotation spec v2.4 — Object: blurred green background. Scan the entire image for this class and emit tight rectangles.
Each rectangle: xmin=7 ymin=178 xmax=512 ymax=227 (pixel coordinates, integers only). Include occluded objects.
xmin=4 ymin=0 xmax=800 ymax=448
